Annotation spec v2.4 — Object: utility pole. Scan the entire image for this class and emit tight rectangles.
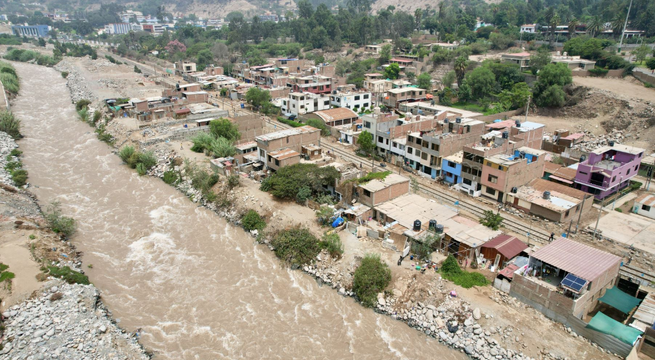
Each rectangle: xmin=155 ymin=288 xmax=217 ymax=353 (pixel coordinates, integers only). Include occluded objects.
xmin=593 ymin=197 xmax=605 ymax=239
xmin=618 ymin=0 xmax=633 ymax=53
xmin=524 ymin=96 xmax=531 ymax=123
xmin=574 ymin=194 xmax=590 ymax=233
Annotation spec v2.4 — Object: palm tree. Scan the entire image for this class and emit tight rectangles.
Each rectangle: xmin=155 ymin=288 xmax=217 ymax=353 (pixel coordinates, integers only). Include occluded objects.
xmin=454 ymin=56 xmax=468 ymax=88
xmin=568 ymin=18 xmax=579 ymax=39
xmin=549 ymin=14 xmax=560 ymax=46
xmin=611 ymin=12 xmax=625 ymax=38
xmin=587 ymin=16 xmax=602 ymax=37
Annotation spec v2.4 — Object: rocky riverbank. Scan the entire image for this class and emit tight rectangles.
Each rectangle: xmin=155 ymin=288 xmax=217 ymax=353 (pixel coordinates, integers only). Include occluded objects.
xmin=54 ymin=59 xmax=97 ymax=104
xmin=1 ymin=281 xmax=150 ymax=359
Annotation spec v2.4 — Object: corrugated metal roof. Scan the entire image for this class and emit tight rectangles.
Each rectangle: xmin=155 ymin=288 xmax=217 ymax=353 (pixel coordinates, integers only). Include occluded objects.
xmin=482 ymin=234 xmax=528 ymax=259
xmin=498 ymin=264 xmax=520 ymax=279
xmin=530 ymin=238 xmax=621 ymax=281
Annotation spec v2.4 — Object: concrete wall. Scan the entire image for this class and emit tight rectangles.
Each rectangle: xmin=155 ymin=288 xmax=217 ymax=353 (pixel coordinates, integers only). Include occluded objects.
xmin=510 ymin=274 xmax=574 ymax=324
xmin=572 ymin=69 xmax=624 ymax=78
xmin=359 ymin=180 xmax=410 ymax=207
xmin=633 ymin=71 xmax=655 ymax=87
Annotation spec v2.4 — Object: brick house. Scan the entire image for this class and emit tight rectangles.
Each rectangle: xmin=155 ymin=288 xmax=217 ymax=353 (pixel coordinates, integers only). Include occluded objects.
xmin=507 ymin=178 xmax=594 ymax=223
xmin=255 ymin=126 xmax=321 ymax=164
xmin=266 ymin=149 xmax=301 ymax=171
xmin=384 ymin=87 xmax=427 ymax=108
xmin=356 ymin=174 xmax=410 ymax=208
xmin=481 ymin=147 xmax=546 ymax=203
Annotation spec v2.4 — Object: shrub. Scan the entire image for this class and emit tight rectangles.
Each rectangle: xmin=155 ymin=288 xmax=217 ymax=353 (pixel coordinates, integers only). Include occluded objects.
xmin=136 ymin=163 xmax=147 ymax=176
xmin=47 ymin=266 xmax=89 ymax=285
xmin=0 ymin=263 xmax=15 ymax=283
xmin=352 ymin=254 xmax=391 ymax=308
xmin=227 ymin=174 xmax=240 ymax=189
xmin=77 ymin=108 xmax=89 ymax=123
xmin=185 ymin=161 xmax=219 ymax=195
xmin=615 ymin=208 xmax=623 ymax=212
xmin=480 ymin=210 xmax=503 ymax=230
xmin=10 ymin=169 xmax=28 ymax=187
xmin=95 ymin=125 xmax=113 ymax=144
xmin=118 ymin=145 xmax=136 ymax=164
xmin=242 ymin=209 xmax=266 ymax=231
xmin=305 ymin=118 xmax=330 ymax=136
xmin=190 ymin=132 xmax=214 ymax=153
xmin=0 ymin=110 xmax=21 ymax=139
xmin=75 ymin=99 xmax=91 ymax=111
xmin=163 ymin=170 xmax=180 ymax=185
xmin=316 ymin=205 xmax=335 ymax=226
xmin=271 ymin=227 xmax=321 ymax=267
xmin=588 ymin=68 xmax=609 ymax=77
xmin=320 ymin=232 xmax=343 ymax=259
xmin=10 ymin=149 xmax=22 ymax=157
xmin=92 ymin=110 xmax=102 ymax=124
xmin=277 ymin=116 xmax=303 ymax=128
xmin=61 ymin=71 xmax=69 ymax=78
xmin=137 ymin=151 xmax=157 ymax=170
xmin=440 ymin=255 xmax=488 ymax=288
xmin=134 ymin=65 xmax=142 ymax=73
xmin=44 ymin=201 xmax=76 ymax=237
xmin=296 ymin=185 xmax=312 ymax=203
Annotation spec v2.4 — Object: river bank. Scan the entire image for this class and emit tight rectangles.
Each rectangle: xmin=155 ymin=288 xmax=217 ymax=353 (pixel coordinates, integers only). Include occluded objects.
xmin=0 ymin=67 xmax=151 ymax=359
xmin=74 ymin=75 xmax=617 ymax=359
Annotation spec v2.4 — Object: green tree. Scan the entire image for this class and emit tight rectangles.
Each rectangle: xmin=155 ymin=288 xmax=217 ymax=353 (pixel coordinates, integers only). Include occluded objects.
xmin=568 ymin=18 xmax=579 ymax=40
xmin=353 ymin=254 xmax=391 ymax=308
xmin=245 ymin=87 xmax=271 ymax=109
xmin=378 ymin=44 xmax=391 ymax=65
xmin=357 ymin=130 xmax=375 ymax=155
xmin=633 ymin=45 xmax=651 ymax=64
xmin=383 ymin=62 xmax=400 ymax=80
xmin=534 ymin=63 xmax=572 ymax=108
xmin=196 ymin=49 xmax=213 ymax=70
xmin=454 ymin=56 xmax=468 ymax=87
xmin=497 ymin=82 xmax=532 ymax=110
xmin=647 ymin=58 xmax=655 ymax=73
xmin=209 ymin=118 xmax=240 ymax=141
xmin=530 ymin=46 xmax=552 ymax=75
xmin=405 ymin=71 xmax=416 ymax=82
xmin=536 ymin=85 xmax=566 ymax=107
xmin=479 ymin=210 xmax=503 ymax=230
xmin=417 ymin=72 xmax=432 ymax=90
xmin=442 ymin=70 xmax=456 ymax=88
xmin=465 ymin=66 xmax=496 ymax=99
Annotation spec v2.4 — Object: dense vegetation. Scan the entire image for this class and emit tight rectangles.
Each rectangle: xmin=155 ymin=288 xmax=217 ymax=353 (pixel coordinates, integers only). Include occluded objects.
xmin=260 ymin=163 xmax=341 ymax=202
xmin=0 ymin=110 xmax=22 ymax=140
xmin=118 ymin=145 xmax=157 ymax=176
xmin=47 ymin=266 xmax=90 ymax=285
xmin=353 ymin=254 xmax=392 ymax=308
xmin=271 ymin=227 xmax=322 ymax=267
xmin=242 ymin=209 xmax=267 ymax=232
xmin=0 ymin=61 xmax=19 ymax=96
xmin=440 ymin=255 xmax=488 ymax=288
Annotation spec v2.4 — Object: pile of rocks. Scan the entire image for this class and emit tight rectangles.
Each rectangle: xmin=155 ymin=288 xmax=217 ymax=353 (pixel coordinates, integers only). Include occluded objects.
xmin=0 ymin=131 xmax=19 ymax=186
xmin=0 ymin=281 xmax=150 ymax=359
xmin=54 ymin=60 xmax=97 ymax=104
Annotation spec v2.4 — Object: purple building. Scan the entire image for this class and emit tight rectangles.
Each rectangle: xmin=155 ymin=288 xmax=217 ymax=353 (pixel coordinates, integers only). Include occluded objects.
xmin=574 ymin=144 xmax=645 ymax=200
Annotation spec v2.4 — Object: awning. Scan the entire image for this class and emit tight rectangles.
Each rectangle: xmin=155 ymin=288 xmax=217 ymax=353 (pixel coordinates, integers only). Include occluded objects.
xmin=549 ymin=175 xmax=573 ymax=184
xmin=599 ymin=286 xmax=642 ymax=314
xmin=587 ymin=312 xmax=643 ymax=345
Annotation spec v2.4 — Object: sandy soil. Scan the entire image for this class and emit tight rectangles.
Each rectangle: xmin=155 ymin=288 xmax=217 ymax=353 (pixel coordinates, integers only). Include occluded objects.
xmin=573 ymin=76 xmax=655 ymax=103
xmin=0 ymin=230 xmax=41 ymax=308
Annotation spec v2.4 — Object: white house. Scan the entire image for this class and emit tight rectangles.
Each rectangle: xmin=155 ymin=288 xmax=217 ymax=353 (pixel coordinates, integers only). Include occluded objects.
xmin=520 ymin=24 xmax=539 ymax=33
xmin=281 ymin=92 xmax=331 ymax=116
xmin=330 ymin=91 xmax=372 ymax=112
xmin=633 ymin=193 xmax=655 ymax=220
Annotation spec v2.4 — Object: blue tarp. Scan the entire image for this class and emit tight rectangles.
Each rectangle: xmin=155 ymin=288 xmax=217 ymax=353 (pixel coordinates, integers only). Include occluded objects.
xmin=332 ymin=217 xmax=344 ymax=228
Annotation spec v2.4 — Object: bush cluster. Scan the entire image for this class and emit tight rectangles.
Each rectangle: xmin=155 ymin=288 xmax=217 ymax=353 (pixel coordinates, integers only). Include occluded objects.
xmin=118 ymin=146 xmax=157 ymax=175
xmin=352 ymin=254 xmax=391 ymax=308
xmin=242 ymin=209 xmax=266 ymax=232
xmin=0 ymin=110 xmax=21 ymax=140
xmin=276 ymin=116 xmax=303 ymax=128
xmin=44 ymin=201 xmax=76 ymax=237
xmin=183 ymin=160 xmax=219 ymax=199
xmin=5 ymin=156 xmax=27 ymax=187
xmin=0 ymin=61 xmax=19 ymax=95
xmin=271 ymin=227 xmax=322 ymax=267
xmin=440 ymin=255 xmax=488 ymax=289
xmin=3 ymin=49 xmax=58 ymax=66
xmin=260 ymin=163 xmax=340 ymax=203
xmin=320 ymin=232 xmax=343 ymax=259
xmin=0 ymin=263 xmax=15 ymax=283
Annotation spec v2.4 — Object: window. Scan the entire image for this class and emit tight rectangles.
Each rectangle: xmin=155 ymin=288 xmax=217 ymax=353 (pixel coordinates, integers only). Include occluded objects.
xmin=565 ymin=210 xmax=570 ymax=217
xmin=407 ymin=148 xmax=413 ymax=154
xmin=364 ymin=94 xmax=369 ymax=99
xmin=378 ymin=136 xmax=383 ymax=143
xmin=415 ymin=150 xmax=421 ymax=157
xmin=486 ymin=187 xmax=496 ymax=195
xmin=355 ymin=95 xmax=360 ymax=101
xmin=579 ymin=171 xmax=588 ymax=175
xmin=627 ymin=169 xmax=631 ymax=175
xmin=643 ymin=204 xmax=652 ymax=212
xmin=463 ymin=178 xmax=472 ymax=185
xmin=364 ymin=121 xmax=371 ymax=129
xmin=416 ymin=138 xmax=422 ymax=146
xmin=275 ymin=159 xmax=280 ymax=166
xmin=488 ymin=174 xmax=498 ymax=184
xmin=421 ymin=152 xmax=428 ymax=160
xmin=363 ymin=189 xmax=371 ymax=197
xmin=448 ymin=161 xmax=456 ymax=168
xmin=286 ymin=137 xmax=289 ymax=143
xmin=260 ymin=149 xmax=265 ymax=157
xmin=324 ymin=101 xmax=329 ymax=106
xmin=431 ymin=143 xmax=439 ymax=151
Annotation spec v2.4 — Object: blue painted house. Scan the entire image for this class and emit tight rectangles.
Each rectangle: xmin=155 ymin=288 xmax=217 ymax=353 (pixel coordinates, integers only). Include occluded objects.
xmin=442 ymin=151 xmax=463 ymax=185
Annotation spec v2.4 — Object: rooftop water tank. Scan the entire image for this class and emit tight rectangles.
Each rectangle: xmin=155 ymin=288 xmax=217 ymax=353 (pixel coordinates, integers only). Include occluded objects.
xmin=413 ymin=220 xmax=421 ymax=232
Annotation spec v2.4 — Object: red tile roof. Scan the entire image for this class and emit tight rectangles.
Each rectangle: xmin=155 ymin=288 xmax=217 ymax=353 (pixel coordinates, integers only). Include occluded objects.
xmin=482 ymin=234 xmax=528 ymax=259
xmin=530 ymin=238 xmax=621 ymax=281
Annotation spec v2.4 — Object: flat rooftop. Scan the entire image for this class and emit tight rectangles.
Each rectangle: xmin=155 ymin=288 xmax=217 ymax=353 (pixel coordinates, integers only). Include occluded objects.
xmin=256 ymin=126 xmax=319 ymax=142
xmin=359 ymin=173 xmax=409 ymax=192
xmin=513 ymin=185 xmax=579 ymax=213
xmin=442 ymin=215 xmax=500 ymax=247
xmin=235 ymin=141 xmax=257 ymax=150
xmin=375 ymin=194 xmax=457 ymax=230
xmin=591 ymin=144 xmax=645 ymax=156
xmin=444 ymin=151 xmax=463 ymax=164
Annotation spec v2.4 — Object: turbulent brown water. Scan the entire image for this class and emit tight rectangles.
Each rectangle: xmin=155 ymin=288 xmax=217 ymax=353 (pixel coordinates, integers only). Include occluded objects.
xmin=13 ymin=63 xmax=465 ymax=360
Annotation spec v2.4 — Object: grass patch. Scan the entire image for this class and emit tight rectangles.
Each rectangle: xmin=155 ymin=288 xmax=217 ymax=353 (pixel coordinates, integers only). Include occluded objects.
xmin=0 ymin=61 xmax=19 ymax=95
xmin=0 ymin=263 xmax=15 ymax=284
xmin=118 ymin=145 xmax=157 ymax=175
xmin=271 ymin=227 xmax=321 ymax=267
xmin=352 ymin=254 xmax=391 ymax=307
xmin=440 ymin=255 xmax=488 ymax=288
xmin=242 ymin=209 xmax=266 ymax=232
xmin=162 ymin=170 xmax=180 ymax=185
xmin=0 ymin=110 xmax=22 ymax=139
xmin=46 ymin=266 xmax=89 ymax=285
